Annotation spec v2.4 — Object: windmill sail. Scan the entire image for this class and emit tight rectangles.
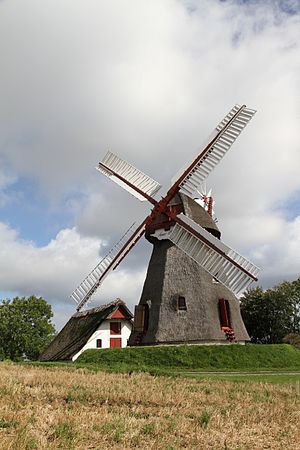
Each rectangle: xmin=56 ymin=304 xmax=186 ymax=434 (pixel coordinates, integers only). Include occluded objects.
xmin=71 ymin=221 xmax=146 ymax=311
xmin=177 ymin=105 xmax=256 ymax=199
xmin=154 ymin=213 xmax=259 ymax=296
xmin=97 ymin=151 xmax=161 ymax=202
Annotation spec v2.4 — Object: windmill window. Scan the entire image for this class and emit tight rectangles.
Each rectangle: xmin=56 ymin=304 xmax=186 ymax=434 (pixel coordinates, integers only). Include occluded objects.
xmin=178 ymin=296 xmax=187 ymax=311
xmin=96 ymin=339 xmax=102 ymax=348
xmin=218 ymin=298 xmax=231 ymax=328
xmin=110 ymin=322 xmax=121 ymax=335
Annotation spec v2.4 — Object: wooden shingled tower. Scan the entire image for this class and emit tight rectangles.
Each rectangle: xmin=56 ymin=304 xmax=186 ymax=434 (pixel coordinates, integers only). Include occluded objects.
xmin=129 ymin=194 xmax=250 ymax=345
xmin=70 ymin=104 xmax=260 ymax=345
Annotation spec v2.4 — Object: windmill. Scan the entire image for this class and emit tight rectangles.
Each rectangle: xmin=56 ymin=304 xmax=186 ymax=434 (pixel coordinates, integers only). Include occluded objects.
xmin=71 ymin=104 xmax=259 ymax=345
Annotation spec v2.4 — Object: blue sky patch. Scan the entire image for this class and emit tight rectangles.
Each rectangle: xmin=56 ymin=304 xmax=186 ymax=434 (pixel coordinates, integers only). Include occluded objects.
xmin=0 ymin=176 xmax=73 ymax=246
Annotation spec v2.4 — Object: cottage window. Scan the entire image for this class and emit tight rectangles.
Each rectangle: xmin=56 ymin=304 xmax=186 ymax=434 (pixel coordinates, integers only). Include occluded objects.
xmin=218 ymin=298 xmax=231 ymax=328
xmin=96 ymin=339 xmax=102 ymax=348
xmin=178 ymin=296 xmax=187 ymax=311
xmin=110 ymin=322 xmax=121 ymax=335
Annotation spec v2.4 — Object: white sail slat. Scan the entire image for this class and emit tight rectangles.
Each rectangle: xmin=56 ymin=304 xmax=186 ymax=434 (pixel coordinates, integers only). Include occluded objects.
xmin=97 ymin=151 xmax=161 ymax=201
xmin=153 ymin=213 xmax=259 ymax=296
xmin=71 ymin=222 xmax=141 ymax=311
xmin=179 ymin=105 xmax=256 ymax=199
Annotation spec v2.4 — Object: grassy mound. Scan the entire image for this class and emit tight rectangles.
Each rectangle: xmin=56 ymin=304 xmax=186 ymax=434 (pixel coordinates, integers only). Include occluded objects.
xmin=76 ymin=344 xmax=300 ymax=372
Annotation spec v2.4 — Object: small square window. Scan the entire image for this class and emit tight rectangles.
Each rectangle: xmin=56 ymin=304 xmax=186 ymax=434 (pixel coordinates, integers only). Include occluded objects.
xmin=96 ymin=339 xmax=102 ymax=348
xmin=178 ymin=296 xmax=187 ymax=311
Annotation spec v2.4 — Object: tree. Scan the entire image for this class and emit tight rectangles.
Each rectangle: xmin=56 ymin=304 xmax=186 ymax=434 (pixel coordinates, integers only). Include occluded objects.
xmin=240 ymin=278 xmax=300 ymax=344
xmin=0 ymin=295 xmax=56 ymax=360
xmin=283 ymin=333 xmax=300 ymax=349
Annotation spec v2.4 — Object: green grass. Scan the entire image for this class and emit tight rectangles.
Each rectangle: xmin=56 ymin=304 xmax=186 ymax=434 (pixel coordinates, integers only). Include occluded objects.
xmin=26 ymin=344 xmax=300 ymax=383
xmin=183 ymin=372 xmax=300 ymax=384
xmin=76 ymin=343 xmax=300 ymax=373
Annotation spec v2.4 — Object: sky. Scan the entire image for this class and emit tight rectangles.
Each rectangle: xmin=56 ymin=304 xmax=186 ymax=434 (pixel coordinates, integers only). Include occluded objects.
xmin=0 ymin=0 xmax=300 ymax=331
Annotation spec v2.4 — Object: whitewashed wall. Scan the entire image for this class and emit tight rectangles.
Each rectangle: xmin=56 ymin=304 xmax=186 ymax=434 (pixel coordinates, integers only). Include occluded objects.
xmin=72 ymin=319 xmax=132 ymax=361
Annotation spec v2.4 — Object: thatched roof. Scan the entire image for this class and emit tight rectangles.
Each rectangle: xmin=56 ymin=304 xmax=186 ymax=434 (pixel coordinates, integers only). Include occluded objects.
xmin=181 ymin=193 xmax=221 ymax=238
xmin=39 ymin=299 xmax=133 ymax=362
xmin=129 ymin=239 xmax=249 ymax=346
xmin=129 ymin=196 xmax=249 ymax=346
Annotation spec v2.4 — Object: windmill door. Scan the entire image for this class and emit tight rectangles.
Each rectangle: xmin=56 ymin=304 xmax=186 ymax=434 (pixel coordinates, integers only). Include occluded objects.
xmin=110 ymin=338 xmax=122 ymax=348
xmin=133 ymin=304 xmax=149 ymax=332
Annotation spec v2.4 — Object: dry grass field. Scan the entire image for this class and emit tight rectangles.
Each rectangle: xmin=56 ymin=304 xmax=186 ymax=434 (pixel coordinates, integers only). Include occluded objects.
xmin=0 ymin=362 xmax=299 ymax=450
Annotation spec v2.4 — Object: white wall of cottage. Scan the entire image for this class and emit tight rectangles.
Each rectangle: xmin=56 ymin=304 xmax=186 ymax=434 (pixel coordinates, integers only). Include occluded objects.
xmin=72 ymin=319 xmax=132 ymax=361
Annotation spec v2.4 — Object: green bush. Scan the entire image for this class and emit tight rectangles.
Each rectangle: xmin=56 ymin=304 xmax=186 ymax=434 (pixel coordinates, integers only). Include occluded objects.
xmin=283 ymin=333 xmax=300 ymax=349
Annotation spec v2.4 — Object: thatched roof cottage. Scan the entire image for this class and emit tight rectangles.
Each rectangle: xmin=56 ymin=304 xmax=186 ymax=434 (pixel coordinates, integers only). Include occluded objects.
xmin=39 ymin=299 xmax=133 ymax=361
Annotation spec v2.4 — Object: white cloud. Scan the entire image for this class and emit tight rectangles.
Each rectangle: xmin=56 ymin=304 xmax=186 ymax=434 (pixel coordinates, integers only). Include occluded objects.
xmin=0 ymin=223 xmax=101 ymax=299
xmin=0 ymin=0 xmax=300 ymax=327
xmin=251 ymin=215 xmax=300 ymax=286
xmin=0 ymin=221 xmax=146 ymax=329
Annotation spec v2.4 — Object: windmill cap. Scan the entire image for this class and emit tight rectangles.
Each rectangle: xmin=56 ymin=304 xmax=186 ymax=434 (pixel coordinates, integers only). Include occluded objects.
xmin=180 ymin=193 xmax=221 ymax=239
